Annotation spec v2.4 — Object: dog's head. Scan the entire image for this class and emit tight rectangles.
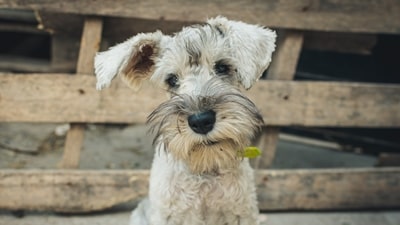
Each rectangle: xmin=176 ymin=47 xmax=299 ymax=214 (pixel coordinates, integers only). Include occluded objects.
xmin=95 ymin=17 xmax=276 ymax=174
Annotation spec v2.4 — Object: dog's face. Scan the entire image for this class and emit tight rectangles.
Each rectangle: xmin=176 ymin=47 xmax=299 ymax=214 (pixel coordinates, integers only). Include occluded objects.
xmin=95 ymin=17 xmax=276 ymax=174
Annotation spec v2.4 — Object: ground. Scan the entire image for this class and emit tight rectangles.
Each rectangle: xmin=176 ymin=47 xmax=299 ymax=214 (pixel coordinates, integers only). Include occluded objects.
xmin=1 ymin=209 xmax=400 ymax=225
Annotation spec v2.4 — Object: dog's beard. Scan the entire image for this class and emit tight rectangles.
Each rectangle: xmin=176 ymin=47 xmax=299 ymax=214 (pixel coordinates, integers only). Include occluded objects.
xmin=147 ymin=82 xmax=263 ymax=174
xmin=150 ymin=120 xmax=256 ymax=174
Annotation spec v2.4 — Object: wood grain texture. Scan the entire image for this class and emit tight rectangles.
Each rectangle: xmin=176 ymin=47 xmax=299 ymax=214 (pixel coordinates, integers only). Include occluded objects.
xmin=0 ymin=74 xmax=400 ymax=127
xmin=60 ymin=123 xmax=85 ymax=169
xmin=253 ymin=127 xmax=280 ymax=169
xmin=378 ymin=153 xmax=400 ymax=167
xmin=1 ymin=0 xmax=400 ymax=34
xmin=255 ymin=30 xmax=304 ymax=168
xmin=76 ymin=17 xmax=102 ymax=75
xmin=0 ymin=170 xmax=149 ymax=212
xmin=60 ymin=18 xmax=103 ymax=169
xmin=0 ymin=168 xmax=399 ymax=212
xmin=267 ymin=30 xmax=304 ymax=80
xmin=37 ymin=12 xmax=378 ymax=55
xmin=256 ymin=168 xmax=400 ymax=210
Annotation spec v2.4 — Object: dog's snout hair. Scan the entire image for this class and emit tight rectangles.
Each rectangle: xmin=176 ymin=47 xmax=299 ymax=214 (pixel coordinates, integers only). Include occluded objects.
xmin=148 ymin=78 xmax=263 ymax=174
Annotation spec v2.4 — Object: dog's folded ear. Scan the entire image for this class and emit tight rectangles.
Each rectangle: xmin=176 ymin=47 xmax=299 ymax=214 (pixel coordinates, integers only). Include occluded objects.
xmin=207 ymin=17 xmax=276 ymax=89
xmin=94 ymin=31 xmax=166 ymax=90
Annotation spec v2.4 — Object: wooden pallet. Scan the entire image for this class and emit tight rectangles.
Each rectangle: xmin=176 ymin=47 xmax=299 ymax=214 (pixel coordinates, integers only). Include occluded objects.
xmin=0 ymin=0 xmax=400 ymax=213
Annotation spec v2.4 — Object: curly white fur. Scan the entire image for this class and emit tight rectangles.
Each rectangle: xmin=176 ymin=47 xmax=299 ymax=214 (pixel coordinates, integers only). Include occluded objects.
xmin=94 ymin=17 xmax=276 ymax=225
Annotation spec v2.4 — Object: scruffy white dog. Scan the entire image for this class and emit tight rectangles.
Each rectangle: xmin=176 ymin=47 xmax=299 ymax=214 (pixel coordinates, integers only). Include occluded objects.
xmin=95 ymin=16 xmax=276 ymax=225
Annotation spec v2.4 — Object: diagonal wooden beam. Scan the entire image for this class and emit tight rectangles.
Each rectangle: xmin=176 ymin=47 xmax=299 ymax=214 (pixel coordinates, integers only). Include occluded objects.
xmin=60 ymin=17 xmax=103 ymax=169
xmin=254 ymin=30 xmax=304 ymax=169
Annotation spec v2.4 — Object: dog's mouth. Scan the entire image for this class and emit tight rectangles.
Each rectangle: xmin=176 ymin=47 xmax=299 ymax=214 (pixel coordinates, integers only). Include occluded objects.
xmin=203 ymin=140 xmax=219 ymax=146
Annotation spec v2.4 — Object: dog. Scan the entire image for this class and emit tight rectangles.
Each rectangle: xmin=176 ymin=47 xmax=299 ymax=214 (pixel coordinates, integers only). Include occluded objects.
xmin=94 ymin=16 xmax=276 ymax=225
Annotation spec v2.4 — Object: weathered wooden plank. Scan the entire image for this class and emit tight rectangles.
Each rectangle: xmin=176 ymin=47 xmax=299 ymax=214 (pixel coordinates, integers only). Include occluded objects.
xmin=255 ymin=30 xmax=304 ymax=169
xmin=37 ymin=12 xmax=379 ymax=55
xmin=0 ymin=74 xmax=399 ymax=126
xmin=304 ymin=32 xmax=377 ymax=55
xmin=0 ymin=8 xmax=36 ymax=23
xmin=60 ymin=123 xmax=85 ymax=169
xmin=0 ymin=74 xmax=163 ymax=124
xmin=0 ymin=168 xmax=399 ymax=212
xmin=75 ymin=18 xmax=102 ymax=75
xmin=253 ymin=127 xmax=280 ymax=169
xmin=256 ymin=168 xmax=400 ymax=210
xmin=60 ymin=18 xmax=103 ymax=169
xmin=0 ymin=169 xmax=149 ymax=212
xmin=267 ymin=30 xmax=304 ymax=80
xmin=37 ymin=12 xmax=190 ymax=38
xmin=0 ymin=55 xmax=52 ymax=72
xmin=250 ymin=80 xmax=400 ymax=127
xmin=378 ymin=153 xmax=400 ymax=167
xmin=1 ymin=0 xmax=400 ymax=34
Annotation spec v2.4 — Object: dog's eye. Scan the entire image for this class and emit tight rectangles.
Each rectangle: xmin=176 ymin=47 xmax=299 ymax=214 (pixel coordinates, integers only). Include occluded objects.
xmin=166 ymin=74 xmax=179 ymax=88
xmin=214 ymin=61 xmax=230 ymax=75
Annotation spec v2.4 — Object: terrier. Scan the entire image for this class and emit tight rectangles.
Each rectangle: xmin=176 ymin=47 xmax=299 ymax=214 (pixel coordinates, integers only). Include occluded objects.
xmin=94 ymin=16 xmax=276 ymax=225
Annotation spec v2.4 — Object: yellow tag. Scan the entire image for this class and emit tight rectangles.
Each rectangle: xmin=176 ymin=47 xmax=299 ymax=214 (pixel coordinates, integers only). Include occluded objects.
xmin=243 ymin=146 xmax=261 ymax=158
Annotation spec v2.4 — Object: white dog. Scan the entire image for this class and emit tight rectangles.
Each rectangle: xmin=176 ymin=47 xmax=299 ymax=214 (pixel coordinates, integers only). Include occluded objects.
xmin=95 ymin=16 xmax=276 ymax=225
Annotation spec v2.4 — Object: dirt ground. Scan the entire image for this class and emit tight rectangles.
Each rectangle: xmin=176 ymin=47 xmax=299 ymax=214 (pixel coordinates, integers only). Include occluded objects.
xmin=1 ymin=210 xmax=400 ymax=225
xmin=1 ymin=123 xmax=399 ymax=225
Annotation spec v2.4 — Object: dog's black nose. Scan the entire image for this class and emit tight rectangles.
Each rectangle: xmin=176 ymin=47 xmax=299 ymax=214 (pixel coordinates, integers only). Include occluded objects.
xmin=188 ymin=110 xmax=216 ymax=134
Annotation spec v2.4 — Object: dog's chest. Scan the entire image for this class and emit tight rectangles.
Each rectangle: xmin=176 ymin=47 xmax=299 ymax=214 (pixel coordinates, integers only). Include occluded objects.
xmin=150 ymin=156 xmax=257 ymax=223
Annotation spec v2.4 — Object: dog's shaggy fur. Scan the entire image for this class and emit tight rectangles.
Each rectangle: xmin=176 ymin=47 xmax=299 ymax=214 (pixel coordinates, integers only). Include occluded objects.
xmin=95 ymin=16 xmax=276 ymax=225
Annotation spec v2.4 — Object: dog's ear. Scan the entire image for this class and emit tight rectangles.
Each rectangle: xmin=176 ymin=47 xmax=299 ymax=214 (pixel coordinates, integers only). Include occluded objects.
xmin=94 ymin=31 xmax=166 ymax=90
xmin=208 ymin=17 xmax=276 ymax=89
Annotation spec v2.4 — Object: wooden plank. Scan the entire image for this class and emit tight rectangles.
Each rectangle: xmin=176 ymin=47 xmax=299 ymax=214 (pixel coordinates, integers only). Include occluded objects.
xmin=0 ymin=169 xmax=149 ymax=212
xmin=60 ymin=124 xmax=85 ymax=169
xmin=37 ymin=12 xmax=378 ymax=55
xmin=255 ymin=30 xmax=304 ymax=168
xmin=253 ymin=127 xmax=280 ymax=169
xmin=0 ymin=74 xmax=400 ymax=126
xmin=0 ymin=168 xmax=399 ymax=212
xmin=378 ymin=153 xmax=400 ymax=167
xmin=75 ymin=18 xmax=102 ymax=75
xmin=267 ymin=30 xmax=304 ymax=80
xmin=256 ymin=168 xmax=400 ymax=210
xmin=304 ymin=32 xmax=377 ymax=55
xmin=0 ymin=55 xmax=74 ymax=73
xmin=1 ymin=0 xmax=400 ymax=34
xmin=60 ymin=17 xmax=103 ymax=169
xmin=250 ymin=80 xmax=400 ymax=127
xmin=0 ymin=8 xmax=36 ymax=23
xmin=0 ymin=55 xmax=52 ymax=73
xmin=38 ymin=11 xmax=191 ymax=38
